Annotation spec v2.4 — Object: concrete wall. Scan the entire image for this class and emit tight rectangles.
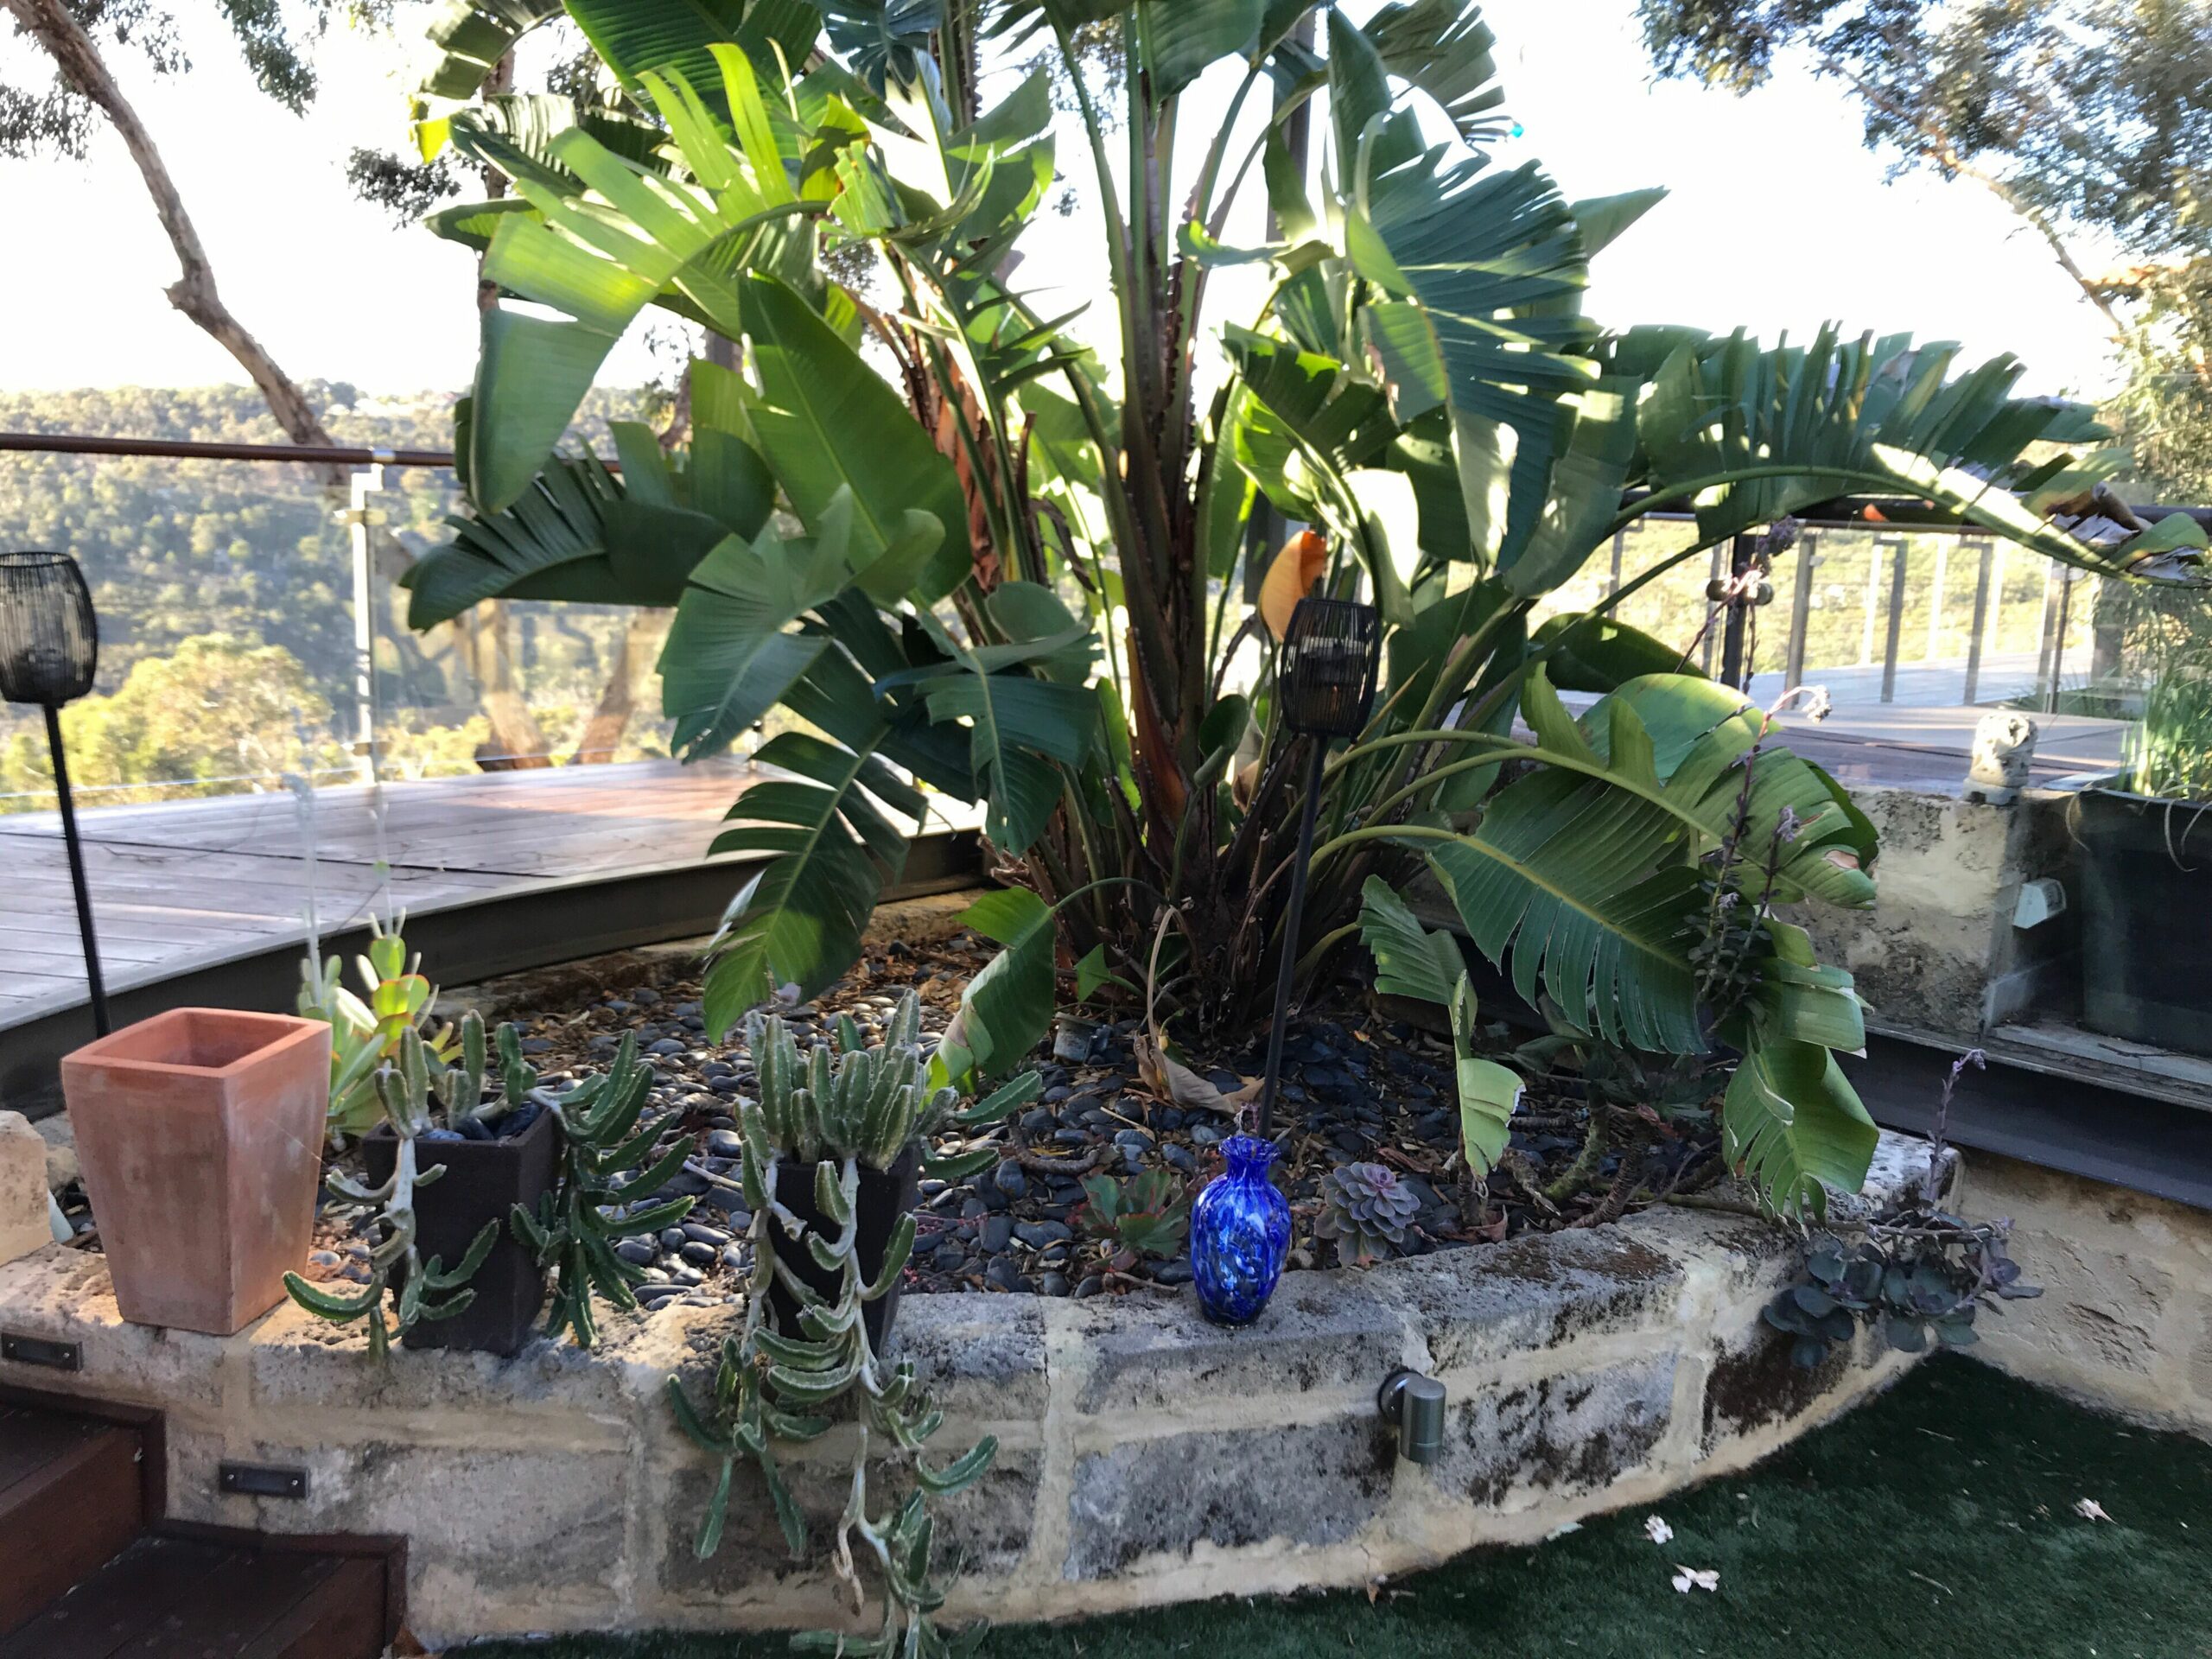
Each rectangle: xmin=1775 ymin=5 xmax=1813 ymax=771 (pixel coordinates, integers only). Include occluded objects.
xmin=1961 ymin=1150 xmax=2212 ymax=1438
xmin=0 ymin=1138 xmax=1932 ymax=1649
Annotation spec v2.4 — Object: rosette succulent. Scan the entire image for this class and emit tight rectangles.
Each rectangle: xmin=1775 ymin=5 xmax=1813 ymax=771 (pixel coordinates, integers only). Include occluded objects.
xmin=1317 ymin=1162 xmax=1422 ymax=1268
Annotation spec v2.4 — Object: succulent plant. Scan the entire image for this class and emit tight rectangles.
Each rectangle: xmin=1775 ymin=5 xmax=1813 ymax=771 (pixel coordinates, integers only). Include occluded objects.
xmin=299 ymin=913 xmax=463 ymax=1140
xmin=741 ymin=988 xmax=1039 ymax=1179
xmin=1077 ymin=1168 xmax=1190 ymax=1262
xmin=282 ymin=1027 xmax=499 ymax=1358
xmin=671 ymin=991 xmax=1029 ymax=1658
xmin=510 ymin=1030 xmax=696 ymax=1348
xmin=1316 ymin=1161 xmax=1421 ymax=1268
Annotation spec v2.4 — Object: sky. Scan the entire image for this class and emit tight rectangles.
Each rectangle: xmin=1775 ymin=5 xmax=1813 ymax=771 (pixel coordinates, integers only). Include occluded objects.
xmin=0 ymin=0 xmax=2123 ymax=406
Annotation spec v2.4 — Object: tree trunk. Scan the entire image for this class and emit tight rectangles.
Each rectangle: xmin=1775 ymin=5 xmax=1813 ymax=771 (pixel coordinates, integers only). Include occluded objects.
xmin=571 ymin=611 xmax=664 ymax=764
xmin=3 ymin=0 xmax=342 ymax=457
xmin=462 ymin=601 xmax=553 ymax=770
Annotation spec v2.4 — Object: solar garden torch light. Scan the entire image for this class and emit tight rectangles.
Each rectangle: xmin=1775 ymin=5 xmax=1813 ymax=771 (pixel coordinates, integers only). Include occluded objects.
xmin=1257 ymin=597 xmax=1382 ymax=1139
xmin=0 ymin=551 xmax=108 ymax=1035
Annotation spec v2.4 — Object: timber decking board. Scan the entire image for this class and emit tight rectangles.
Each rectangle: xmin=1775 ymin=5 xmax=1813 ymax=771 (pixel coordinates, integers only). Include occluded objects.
xmin=0 ymin=756 xmax=779 ymax=1032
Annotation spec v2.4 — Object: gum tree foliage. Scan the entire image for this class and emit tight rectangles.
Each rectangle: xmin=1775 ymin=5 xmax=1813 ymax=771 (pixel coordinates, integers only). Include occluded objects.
xmin=0 ymin=0 xmax=391 ymax=446
xmin=1637 ymin=0 xmax=2212 ymax=486
xmin=397 ymin=0 xmax=2201 ymax=1215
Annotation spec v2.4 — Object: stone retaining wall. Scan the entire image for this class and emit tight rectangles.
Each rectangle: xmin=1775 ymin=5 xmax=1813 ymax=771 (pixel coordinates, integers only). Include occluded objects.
xmin=1961 ymin=1150 xmax=2212 ymax=1438
xmin=0 ymin=1136 xmax=1929 ymax=1647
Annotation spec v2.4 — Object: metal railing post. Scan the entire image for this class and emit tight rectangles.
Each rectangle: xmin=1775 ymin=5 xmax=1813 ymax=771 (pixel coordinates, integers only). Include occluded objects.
xmin=1878 ymin=537 xmax=1909 ymax=703
xmin=1701 ymin=544 xmax=1724 ymax=677
xmin=2035 ymin=561 xmax=2063 ymax=709
xmin=1607 ymin=529 xmax=1625 ymax=597
xmin=1784 ymin=531 xmax=1815 ymax=691
xmin=1962 ymin=537 xmax=1994 ymax=704
xmin=342 ymin=459 xmax=388 ymax=785
xmin=1859 ymin=534 xmax=1884 ymax=665
xmin=1926 ymin=535 xmax=1948 ymax=661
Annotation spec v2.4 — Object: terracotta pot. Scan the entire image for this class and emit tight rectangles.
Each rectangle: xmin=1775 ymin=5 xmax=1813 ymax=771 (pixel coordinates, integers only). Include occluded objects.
xmin=62 ymin=1008 xmax=331 ymax=1335
xmin=768 ymin=1144 xmax=919 ymax=1351
xmin=363 ymin=1106 xmax=558 ymax=1356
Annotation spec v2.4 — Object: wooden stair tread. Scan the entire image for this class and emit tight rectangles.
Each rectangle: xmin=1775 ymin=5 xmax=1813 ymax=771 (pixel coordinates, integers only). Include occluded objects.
xmin=0 ymin=1402 xmax=145 ymax=1636
xmin=0 ymin=1535 xmax=390 ymax=1659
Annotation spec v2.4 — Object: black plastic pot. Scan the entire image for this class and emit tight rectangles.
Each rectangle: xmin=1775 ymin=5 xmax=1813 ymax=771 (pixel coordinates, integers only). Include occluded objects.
xmin=364 ymin=1106 xmax=559 ymax=1356
xmin=2077 ymin=785 xmax=2212 ymax=1056
xmin=767 ymin=1143 xmax=919 ymax=1351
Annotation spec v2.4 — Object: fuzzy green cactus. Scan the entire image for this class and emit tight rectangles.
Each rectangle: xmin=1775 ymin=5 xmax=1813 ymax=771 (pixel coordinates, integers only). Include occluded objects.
xmin=1316 ymin=1161 xmax=1422 ymax=1268
xmin=741 ymin=989 xmax=1037 ymax=1181
xmin=281 ymin=1027 xmax=499 ymax=1358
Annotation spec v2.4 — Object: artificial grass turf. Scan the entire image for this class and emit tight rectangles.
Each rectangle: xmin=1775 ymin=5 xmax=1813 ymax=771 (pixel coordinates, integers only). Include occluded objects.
xmin=457 ymin=1357 xmax=2212 ymax=1659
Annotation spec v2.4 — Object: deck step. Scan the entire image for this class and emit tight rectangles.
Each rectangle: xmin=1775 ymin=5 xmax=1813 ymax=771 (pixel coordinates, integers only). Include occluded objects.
xmin=0 ymin=1534 xmax=393 ymax=1659
xmin=0 ymin=1401 xmax=145 ymax=1634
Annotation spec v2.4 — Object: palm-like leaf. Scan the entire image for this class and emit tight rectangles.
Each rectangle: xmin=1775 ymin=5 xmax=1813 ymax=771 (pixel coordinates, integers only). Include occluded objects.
xmin=1634 ymin=326 xmax=2204 ymax=573
xmin=1357 ymin=876 xmax=1465 ymax=1004
xmin=401 ymin=403 xmax=775 ymax=627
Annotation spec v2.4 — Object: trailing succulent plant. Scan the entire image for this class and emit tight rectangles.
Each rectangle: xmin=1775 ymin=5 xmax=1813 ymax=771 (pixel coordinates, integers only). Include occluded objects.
xmin=1317 ymin=1162 xmax=1423 ymax=1268
xmin=510 ymin=1029 xmax=696 ymax=1349
xmin=298 ymin=912 xmax=461 ymax=1140
xmin=1077 ymin=1168 xmax=1191 ymax=1263
xmin=1765 ymin=1224 xmax=2041 ymax=1369
xmin=282 ymin=1025 xmax=500 ymax=1358
xmin=669 ymin=988 xmax=1036 ymax=1657
xmin=1768 ymin=1050 xmax=2040 ymax=1367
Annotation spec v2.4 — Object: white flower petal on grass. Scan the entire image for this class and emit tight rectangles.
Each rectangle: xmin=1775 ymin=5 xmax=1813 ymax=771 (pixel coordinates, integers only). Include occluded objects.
xmin=1644 ymin=1516 xmax=1674 ymax=1545
xmin=1671 ymin=1567 xmax=1720 ymax=1593
xmin=2075 ymin=1497 xmax=2113 ymax=1522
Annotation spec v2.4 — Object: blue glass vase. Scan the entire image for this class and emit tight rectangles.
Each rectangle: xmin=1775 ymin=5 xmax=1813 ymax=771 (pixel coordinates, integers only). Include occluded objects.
xmin=1191 ymin=1135 xmax=1291 ymax=1325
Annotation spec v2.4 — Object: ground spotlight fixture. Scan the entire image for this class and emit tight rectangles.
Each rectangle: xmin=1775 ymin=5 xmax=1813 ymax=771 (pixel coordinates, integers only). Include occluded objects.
xmin=0 ymin=550 xmax=108 ymax=1034
xmin=1378 ymin=1368 xmax=1446 ymax=1465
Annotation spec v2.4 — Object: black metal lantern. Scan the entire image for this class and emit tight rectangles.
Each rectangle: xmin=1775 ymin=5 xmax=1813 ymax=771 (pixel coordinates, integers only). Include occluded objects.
xmin=1258 ymin=597 xmax=1382 ymax=1136
xmin=1 ymin=551 xmax=108 ymax=1033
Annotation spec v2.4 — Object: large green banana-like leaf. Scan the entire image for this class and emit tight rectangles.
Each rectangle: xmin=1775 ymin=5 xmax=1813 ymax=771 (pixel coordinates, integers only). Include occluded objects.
xmin=403 ymin=398 xmax=774 ymax=627
xmin=943 ymin=887 xmax=1056 ymax=1084
xmin=1502 ymin=324 xmax=1703 ymax=597
xmin=658 ymin=493 xmax=867 ymax=760
xmin=1581 ymin=674 xmax=1877 ymax=908
xmin=1724 ymin=1031 xmax=1879 ymax=1219
xmin=1334 ymin=17 xmax=1604 ymax=571
xmin=1357 ymin=876 xmax=1465 ymax=1004
xmin=1141 ymin=0 xmax=1266 ymax=96
xmin=739 ymin=275 xmax=973 ymax=602
xmin=700 ymin=717 xmax=928 ymax=1033
xmin=568 ymin=0 xmax=820 ymax=105
xmin=913 ymin=658 xmax=1099 ymax=854
xmin=416 ymin=0 xmax=565 ymax=100
xmin=1427 ymin=786 xmax=1706 ymax=1054
xmin=464 ymin=46 xmax=823 ymax=511
xmin=1422 ymin=668 xmax=1878 ymax=1052
xmin=1363 ymin=0 xmax=1510 ymax=141
xmin=1634 ymin=327 xmax=2208 ymax=574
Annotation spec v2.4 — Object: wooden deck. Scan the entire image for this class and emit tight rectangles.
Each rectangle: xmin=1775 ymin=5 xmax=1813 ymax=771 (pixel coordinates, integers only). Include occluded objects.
xmin=0 ymin=705 xmax=2128 ymax=1054
xmin=0 ymin=757 xmax=776 ymax=1033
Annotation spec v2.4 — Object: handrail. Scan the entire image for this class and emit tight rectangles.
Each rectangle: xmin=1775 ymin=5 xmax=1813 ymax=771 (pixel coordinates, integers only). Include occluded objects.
xmin=3 ymin=430 xmax=2205 ymax=532
xmin=0 ymin=432 xmax=458 ymax=468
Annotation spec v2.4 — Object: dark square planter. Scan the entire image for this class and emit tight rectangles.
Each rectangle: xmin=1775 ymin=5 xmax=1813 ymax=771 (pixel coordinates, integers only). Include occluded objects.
xmin=2077 ymin=785 xmax=2212 ymax=1057
xmin=768 ymin=1143 xmax=918 ymax=1351
xmin=364 ymin=1107 xmax=559 ymax=1356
